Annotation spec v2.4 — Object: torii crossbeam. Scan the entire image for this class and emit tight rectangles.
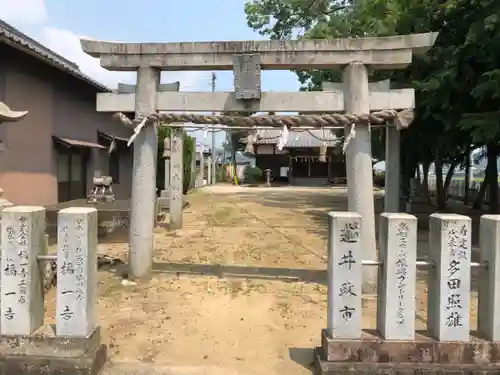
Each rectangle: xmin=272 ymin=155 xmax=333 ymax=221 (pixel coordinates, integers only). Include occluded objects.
xmin=81 ymin=33 xmax=437 ymax=286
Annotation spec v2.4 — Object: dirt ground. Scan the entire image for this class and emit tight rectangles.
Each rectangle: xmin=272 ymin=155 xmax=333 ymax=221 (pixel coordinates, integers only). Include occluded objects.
xmin=44 ymin=185 xmax=479 ymax=375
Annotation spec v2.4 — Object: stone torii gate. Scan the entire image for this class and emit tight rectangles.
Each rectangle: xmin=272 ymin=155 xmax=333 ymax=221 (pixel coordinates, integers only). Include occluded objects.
xmin=81 ymin=33 xmax=437 ymax=283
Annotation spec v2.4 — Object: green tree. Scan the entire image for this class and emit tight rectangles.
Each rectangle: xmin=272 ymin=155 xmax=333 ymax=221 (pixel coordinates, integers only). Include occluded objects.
xmin=245 ymin=0 xmax=500 ymax=212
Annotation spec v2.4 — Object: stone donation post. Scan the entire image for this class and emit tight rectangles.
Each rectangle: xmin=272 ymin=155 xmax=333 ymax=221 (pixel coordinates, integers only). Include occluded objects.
xmin=318 ymin=208 xmax=500 ymax=374
xmin=0 ymin=206 xmax=106 ymax=374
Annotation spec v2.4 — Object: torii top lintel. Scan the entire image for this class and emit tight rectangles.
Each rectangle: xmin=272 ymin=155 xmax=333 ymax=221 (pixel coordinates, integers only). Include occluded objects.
xmin=80 ymin=32 xmax=437 ymax=72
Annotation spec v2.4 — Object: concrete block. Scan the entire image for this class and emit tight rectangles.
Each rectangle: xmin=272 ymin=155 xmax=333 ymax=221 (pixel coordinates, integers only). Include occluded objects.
xmin=0 ymin=206 xmax=46 ymax=335
xmin=377 ymin=213 xmax=417 ymax=340
xmin=56 ymin=207 xmax=98 ymax=337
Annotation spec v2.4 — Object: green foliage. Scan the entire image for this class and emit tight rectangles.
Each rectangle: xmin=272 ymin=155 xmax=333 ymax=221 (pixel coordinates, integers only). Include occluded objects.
xmin=244 ymin=0 xmax=500 ymax=210
xmin=244 ymin=166 xmax=263 ymax=184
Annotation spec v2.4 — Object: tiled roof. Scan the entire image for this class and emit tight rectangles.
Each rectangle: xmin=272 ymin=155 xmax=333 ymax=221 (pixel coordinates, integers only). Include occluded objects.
xmin=0 ymin=20 xmax=111 ymax=92
xmin=249 ymin=129 xmax=340 ymax=148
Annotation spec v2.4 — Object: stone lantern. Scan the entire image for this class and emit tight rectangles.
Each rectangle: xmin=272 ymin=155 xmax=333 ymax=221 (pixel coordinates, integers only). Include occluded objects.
xmin=0 ymin=102 xmax=28 ymax=209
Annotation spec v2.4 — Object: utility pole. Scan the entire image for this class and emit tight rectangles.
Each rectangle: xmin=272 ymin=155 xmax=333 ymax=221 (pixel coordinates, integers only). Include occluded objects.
xmin=211 ymin=72 xmax=216 ymax=185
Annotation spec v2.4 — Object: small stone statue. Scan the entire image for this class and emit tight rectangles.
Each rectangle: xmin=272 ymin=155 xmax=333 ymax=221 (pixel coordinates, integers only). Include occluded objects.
xmin=87 ymin=176 xmax=115 ymax=203
xmin=264 ymin=168 xmax=272 ymax=187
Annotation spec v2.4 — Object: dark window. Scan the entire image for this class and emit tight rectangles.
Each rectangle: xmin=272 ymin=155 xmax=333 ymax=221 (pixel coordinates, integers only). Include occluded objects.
xmin=109 ymin=151 xmax=119 ymax=183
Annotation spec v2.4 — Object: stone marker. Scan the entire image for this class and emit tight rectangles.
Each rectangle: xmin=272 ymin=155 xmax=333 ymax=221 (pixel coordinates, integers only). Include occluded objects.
xmin=169 ymin=128 xmax=184 ymax=229
xmin=190 ymin=138 xmax=196 ymax=188
xmin=0 ymin=206 xmax=46 ymax=335
xmin=377 ymin=213 xmax=417 ymax=340
xmin=207 ymin=156 xmax=212 ymax=185
xmin=478 ymin=215 xmax=500 ymax=341
xmin=56 ymin=207 xmax=98 ymax=337
xmin=327 ymin=212 xmax=362 ymax=339
xmin=428 ymin=213 xmax=471 ymax=341
xmin=161 ymin=136 xmax=170 ymax=198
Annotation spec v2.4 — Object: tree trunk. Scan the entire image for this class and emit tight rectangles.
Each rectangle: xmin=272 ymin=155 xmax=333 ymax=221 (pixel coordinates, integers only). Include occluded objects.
xmin=464 ymin=144 xmax=471 ymax=205
xmin=486 ymin=143 xmax=499 ymax=214
xmin=443 ymin=161 xmax=458 ymax=198
xmin=473 ymin=169 xmax=489 ymax=210
xmin=435 ymin=149 xmax=446 ymax=210
xmin=422 ymin=161 xmax=431 ymax=203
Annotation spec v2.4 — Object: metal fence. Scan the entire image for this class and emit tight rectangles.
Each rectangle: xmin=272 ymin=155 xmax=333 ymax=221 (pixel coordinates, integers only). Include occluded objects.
xmin=426 ymin=176 xmax=497 ymax=203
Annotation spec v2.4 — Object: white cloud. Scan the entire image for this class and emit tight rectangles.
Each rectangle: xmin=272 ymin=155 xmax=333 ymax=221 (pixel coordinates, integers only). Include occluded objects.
xmin=42 ymin=28 xmax=212 ymax=91
xmin=0 ymin=0 xmax=47 ymax=25
xmin=1 ymin=0 xmax=211 ymax=90
xmin=41 ymin=27 xmax=134 ymax=88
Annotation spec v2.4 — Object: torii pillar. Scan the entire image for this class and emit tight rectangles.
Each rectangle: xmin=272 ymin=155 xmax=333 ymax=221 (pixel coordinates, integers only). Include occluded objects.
xmin=323 ymin=79 xmax=400 ymax=214
xmin=108 ymin=80 xmax=179 ymax=279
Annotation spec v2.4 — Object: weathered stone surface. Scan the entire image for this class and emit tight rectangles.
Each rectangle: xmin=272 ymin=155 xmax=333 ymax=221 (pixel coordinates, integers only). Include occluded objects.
xmin=428 ymin=214 xmax=471 ymax=342
xmin=0 ymin=325 xmax=106 ymax=374
xmin=315 ymin=346 xmax=500 ymax=375
xmin=478 ymin=215 xmax=500 ymax=341
xmin=233 ymin=54 xmax=261 ymax=100
xmin=326 ymin=212 xmax=362 ymax=339
xmin=321 ymin=330 xmax=500 ymax=365
xmin=81 ymin=32 xmax=438 ymax=70
xmin=169 ymin=128 xmax=184 ymax=229
xmin=129 ymin=67 xmax=160 ymax=280
xmin=377 ymin=213 xmax=417 ymax=340
xmin=0 ymin=325 xmax=101 ymax=358
xmin=96 ymin=89 xmax=416 ymax=113
xmin=0 ymin=206 xmax=46 ymax=335
xmin=343 ymin=62 xmax=377 ymax=292
xmin=1 ymin=344 xmax=106 ymax=375
xmin=56 ymin=208 xmax=98 ymax=337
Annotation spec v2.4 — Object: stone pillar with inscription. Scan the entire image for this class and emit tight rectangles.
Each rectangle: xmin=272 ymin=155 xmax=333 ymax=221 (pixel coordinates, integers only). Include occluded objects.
xmin=478 ymin=215 xmax=500 ymax=341
xmin=428 ymin=213 xmax=471 ymax=341
xmin=207 ymin=156 xmax=212 ymax=185
xmin=169 ymin=128 xmax=184 ymax=229
xmin=325 ymin=212 xmax=363 ymax=340
xmin=161 ymin=136 xmax=170 ymax=198
xmin=56 ymin=207 xmax=98 ymax=337
xmin=377 ymin=213 xmax=417 ymax=340
xmin=157 ymin=136 xmax=171 ymax=212
xmin=0 ymin=206 xmax=46 ymax=335
xmin=190 ymin=138 xmax=197 ymax=189
xmin=0 ymin=206 xmax=106 ymax=374
xmin=199 ymin=149 xmax=205 ymax=186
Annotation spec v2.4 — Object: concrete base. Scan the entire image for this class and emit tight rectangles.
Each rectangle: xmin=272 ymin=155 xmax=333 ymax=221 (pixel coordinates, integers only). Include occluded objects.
xmin=0 ymin=325 xmax=107 ymax=374
xmin=157 ymin=197 xmax=190 ymax=212
xmin=315 ymin=347 xmax=500 ymax=375
xmin=317 ymin=329 xmax=500 ymax=374
xmin=160 ymin=190 xmax=169 ymax=198
xmin=45 ymin=199 xmax=130 ymax=238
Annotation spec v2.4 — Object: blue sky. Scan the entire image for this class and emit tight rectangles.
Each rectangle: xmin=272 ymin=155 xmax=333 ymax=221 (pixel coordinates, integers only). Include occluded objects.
xmin=1 ymin=0 xmax=301 ymax=147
